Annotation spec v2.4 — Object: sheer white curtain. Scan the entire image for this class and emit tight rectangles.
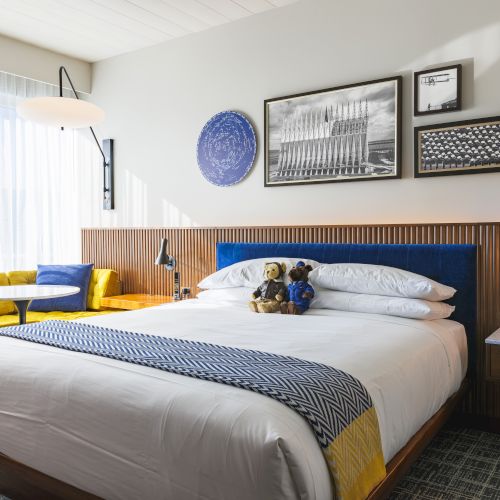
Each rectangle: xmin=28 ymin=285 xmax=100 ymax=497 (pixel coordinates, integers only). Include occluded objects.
xmin=0 ymin=71 xmax=100 ymax=271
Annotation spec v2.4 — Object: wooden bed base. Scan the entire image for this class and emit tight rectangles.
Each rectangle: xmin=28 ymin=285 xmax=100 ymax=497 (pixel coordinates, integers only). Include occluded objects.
xmin=0 ymin=381 xmax=468 ymax=500
xmin=367 ymin=380 xmax=468 ymax=499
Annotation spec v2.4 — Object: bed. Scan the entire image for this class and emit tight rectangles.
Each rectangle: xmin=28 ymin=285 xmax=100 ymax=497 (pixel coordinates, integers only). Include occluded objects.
xmin=0 ymin=243 xmax=477 ymax=500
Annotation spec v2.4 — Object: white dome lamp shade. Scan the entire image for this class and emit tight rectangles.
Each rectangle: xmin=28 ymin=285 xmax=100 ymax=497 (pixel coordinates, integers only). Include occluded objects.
xmin=16 ymin=66 xmax=114 ymax=210
xmin=17 ymin=96 xmax=105 ymax=129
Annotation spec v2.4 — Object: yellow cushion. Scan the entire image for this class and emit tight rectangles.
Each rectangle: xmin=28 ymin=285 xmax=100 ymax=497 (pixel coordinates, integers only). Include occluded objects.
xmin=1 ymin=269 xmax=120 ymax=313
xmin=7 ymin=270 xmax=37 ymax=285
xmin=87 ymin=269 xmax=121 ymax=311
xmin=0 ymin=273 xmax=16 ymax=315
xmin=0 ymin=309 xmax=121 ymax=328
xmin=0 ymin=269 xmax=121 ymax=318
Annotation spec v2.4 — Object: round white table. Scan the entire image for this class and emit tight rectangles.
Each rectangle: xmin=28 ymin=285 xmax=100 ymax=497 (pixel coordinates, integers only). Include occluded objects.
xmin=0 ymin=285 xmax=80 ymax=325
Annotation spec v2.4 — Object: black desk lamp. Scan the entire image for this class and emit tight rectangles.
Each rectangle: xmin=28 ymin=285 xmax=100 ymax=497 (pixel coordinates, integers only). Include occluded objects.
xmin=155 ymin=238 xmax=179 ymax=300
xmin=155 ymin=238 xmax=176 ymax=271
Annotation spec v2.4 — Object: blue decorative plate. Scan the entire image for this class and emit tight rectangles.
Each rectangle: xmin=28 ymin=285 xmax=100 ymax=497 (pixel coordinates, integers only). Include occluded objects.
xmin=197 ymin=111 xmax=256 ymax=187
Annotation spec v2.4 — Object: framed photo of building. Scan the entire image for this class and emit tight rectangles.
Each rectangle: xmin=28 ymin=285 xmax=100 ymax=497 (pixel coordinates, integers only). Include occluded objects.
xmin=414 ymin=64 xmax=462 ymax=116
xmin=414 ymin=116 xmax=500 ymax=178
xmin=264 ymin=76 xmax=402 ymax=187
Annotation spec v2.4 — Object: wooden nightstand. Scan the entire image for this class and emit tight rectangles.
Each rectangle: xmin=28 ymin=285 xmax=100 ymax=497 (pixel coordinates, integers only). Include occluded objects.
xmin=101 ymin=294 xmax=174 ymax=310
xmin=485 ymin=328 xmax=500 ymax=380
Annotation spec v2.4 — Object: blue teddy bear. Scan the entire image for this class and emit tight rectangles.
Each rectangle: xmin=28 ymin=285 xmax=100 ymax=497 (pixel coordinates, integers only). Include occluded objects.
xmin=280 ymin=261 xmax=315 ymax=315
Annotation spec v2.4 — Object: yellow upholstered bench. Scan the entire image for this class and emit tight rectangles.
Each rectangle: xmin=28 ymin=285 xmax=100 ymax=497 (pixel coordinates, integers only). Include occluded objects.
xmin=0 ymin=269 xmax=122 ymax=327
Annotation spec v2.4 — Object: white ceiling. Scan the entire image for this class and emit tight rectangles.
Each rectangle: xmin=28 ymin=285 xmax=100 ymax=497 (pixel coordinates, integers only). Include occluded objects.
xmin=0 ymin=0 xmax=297 ymax=62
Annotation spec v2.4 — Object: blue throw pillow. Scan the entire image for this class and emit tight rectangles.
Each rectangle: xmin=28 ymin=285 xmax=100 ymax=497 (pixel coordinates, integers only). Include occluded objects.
xmin=29 ymin=264 xmax=94 ymax=312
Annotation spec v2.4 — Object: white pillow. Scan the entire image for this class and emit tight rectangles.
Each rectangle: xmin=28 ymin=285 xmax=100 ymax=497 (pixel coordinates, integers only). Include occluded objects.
xmin=309 ymin=263 xmax=456 ymax=301
xmin=198 ymin=257 xmax=320 ymax=289
xmin=311 ymin=289 xmax=455 ymax=320
xmin=197 ymin=287 xmax=253 ymax=303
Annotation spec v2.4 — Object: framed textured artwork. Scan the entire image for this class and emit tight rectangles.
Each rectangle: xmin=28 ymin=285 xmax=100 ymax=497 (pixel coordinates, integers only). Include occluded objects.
xmin=414 ymin=64 xmax=462 ymax=116
xmin=264 ymin=76 xmax=402 ymax=187
xmin=414 ymin=116 xmax=500 ymax=178
xmin=197 ymin=111 xmax=256 ymax=187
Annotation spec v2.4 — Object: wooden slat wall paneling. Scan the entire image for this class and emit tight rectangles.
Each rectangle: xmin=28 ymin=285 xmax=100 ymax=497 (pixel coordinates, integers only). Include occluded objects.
xmin=82 ymin=223 xmax=500 ymax=418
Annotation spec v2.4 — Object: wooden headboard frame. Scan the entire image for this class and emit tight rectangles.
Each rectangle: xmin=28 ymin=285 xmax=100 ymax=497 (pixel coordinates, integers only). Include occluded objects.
xmin=82 ymin=223 xmax=500 ymax=420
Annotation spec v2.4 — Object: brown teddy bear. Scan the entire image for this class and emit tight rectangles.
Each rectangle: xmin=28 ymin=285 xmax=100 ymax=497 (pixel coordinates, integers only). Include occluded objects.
xmin=249 ymin=262 xmax=288 ymax=313
xmin=280 ymin=261 xmax=315 ymax=315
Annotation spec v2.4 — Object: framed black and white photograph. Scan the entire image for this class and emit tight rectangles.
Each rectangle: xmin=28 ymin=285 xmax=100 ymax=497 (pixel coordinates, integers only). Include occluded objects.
xmin=264 ymin=76 xmax=402 ymax=186
xmin=414 ymin=64 xmax=462 ymax=116
xmin=414 ymin=116 xmax=500 ymax=178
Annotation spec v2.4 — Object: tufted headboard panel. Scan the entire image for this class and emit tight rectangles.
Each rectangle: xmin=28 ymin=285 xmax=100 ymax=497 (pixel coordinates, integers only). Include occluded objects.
xmin=217 ymin=242 xmax=478 ymax=373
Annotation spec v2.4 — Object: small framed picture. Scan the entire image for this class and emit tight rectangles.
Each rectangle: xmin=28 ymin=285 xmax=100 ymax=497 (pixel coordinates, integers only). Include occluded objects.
xmin=414 ymin=64 xmax=462 ymax=116
xmin=414 ymin=116 xmax=500 ymax=178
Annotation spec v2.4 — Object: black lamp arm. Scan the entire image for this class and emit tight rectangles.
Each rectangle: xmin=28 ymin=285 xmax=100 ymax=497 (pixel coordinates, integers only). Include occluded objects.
xmin=59 ymin=65 xmax=114 ymax=210
xmin=58 ymin=66 xmax=107 ymax=164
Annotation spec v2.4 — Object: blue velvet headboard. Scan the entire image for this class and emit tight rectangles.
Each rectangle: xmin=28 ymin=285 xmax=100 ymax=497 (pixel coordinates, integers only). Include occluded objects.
xmin=216 ymin=242 xmax=478 ymax=373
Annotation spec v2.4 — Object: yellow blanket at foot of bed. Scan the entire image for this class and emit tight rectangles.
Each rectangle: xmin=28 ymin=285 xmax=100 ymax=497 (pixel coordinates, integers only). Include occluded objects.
xmin=324 ymin=407 xmax=386 ymax=500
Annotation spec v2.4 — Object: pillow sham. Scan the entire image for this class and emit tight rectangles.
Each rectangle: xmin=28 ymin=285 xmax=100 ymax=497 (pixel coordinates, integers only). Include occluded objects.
xmin=29 ymin=264 xmax=93 ymax=312
xmin=311 ymin=289 xmax=455 ymax=320
xmin=309 ymin=263 xmax=456 ymax=301
xmin=198 ymin=257 xmax=320 ymax=289
xmin=196 ymin=287 xmax=254 ymax=303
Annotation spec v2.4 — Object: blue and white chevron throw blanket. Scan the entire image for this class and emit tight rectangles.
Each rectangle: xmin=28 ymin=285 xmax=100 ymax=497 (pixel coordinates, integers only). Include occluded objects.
xmin=1 ymin=320 xmax=386 ymax=499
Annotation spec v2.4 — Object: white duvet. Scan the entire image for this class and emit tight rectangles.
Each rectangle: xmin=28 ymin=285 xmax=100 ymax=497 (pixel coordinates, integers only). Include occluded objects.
xmin=0 ymin=300 xmax=466 ymax=500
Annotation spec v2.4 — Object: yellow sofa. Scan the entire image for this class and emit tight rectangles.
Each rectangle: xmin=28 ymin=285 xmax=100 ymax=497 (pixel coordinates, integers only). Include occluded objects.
xmin=0 ymin=269 xmax=122 ymax=327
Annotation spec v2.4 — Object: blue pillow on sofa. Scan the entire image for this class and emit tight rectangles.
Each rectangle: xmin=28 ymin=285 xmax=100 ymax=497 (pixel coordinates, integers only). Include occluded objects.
xmin=29 ymin=264 xmax=94 ymax=312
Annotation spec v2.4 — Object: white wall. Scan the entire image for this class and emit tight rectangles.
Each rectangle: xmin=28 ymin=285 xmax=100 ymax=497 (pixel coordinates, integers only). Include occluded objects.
xmin=88 ymin=0 xmax=500 ymax=228
xmin=0 ymin=34 xmax=91 ymax=93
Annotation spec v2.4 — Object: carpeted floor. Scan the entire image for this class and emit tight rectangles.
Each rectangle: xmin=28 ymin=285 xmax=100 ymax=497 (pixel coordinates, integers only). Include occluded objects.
xmin=1 ymin=426 xmax=499 ymax=499
xmin=390 ymin=426 xmax=500 ymax=499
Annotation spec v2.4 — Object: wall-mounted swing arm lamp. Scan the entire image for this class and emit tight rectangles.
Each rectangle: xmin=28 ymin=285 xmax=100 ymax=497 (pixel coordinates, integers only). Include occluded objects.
xmin=16 ymin=66 xmax=114 ymax=210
